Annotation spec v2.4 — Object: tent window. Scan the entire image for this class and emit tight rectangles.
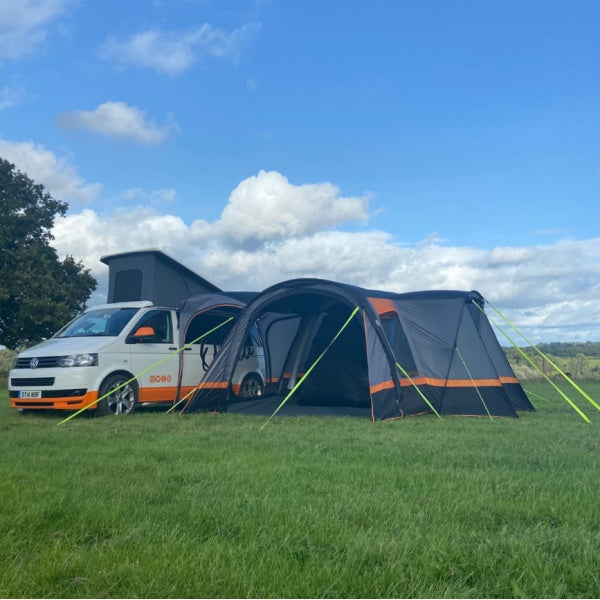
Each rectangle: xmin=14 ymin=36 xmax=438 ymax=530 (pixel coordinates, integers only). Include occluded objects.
xmin=185 ymin=309 xmax=240 ymax=345
xmin=380 ymin=311 xmax=418 ymax=376
xmin=114 ymin=269 xmax=143 ymax=302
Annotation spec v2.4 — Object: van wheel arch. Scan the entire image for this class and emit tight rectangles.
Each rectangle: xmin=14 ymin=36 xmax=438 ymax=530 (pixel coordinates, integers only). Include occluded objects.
xmin=96 ymin=371 xmax=139 ymax=416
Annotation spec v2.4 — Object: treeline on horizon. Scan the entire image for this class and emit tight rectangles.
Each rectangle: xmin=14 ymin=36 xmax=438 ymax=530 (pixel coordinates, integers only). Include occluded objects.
xmin=503 ymin=341 xmax=600 ymax=357
xmin=503 ymin=342 xmax=600 ymax=382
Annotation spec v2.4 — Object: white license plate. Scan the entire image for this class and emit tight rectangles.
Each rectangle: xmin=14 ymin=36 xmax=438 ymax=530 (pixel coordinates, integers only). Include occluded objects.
xmin=19 ymin=391 xmax=42 ymax=399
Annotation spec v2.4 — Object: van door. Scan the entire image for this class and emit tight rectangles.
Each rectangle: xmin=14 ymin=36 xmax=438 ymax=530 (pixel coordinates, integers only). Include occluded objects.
xmin=128 ymin=309 xmax=179 ymax=403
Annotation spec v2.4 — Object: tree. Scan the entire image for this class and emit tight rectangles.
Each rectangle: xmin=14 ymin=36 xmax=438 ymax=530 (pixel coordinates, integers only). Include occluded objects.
xmin=0 ymin=157 xmax=97 ymax=350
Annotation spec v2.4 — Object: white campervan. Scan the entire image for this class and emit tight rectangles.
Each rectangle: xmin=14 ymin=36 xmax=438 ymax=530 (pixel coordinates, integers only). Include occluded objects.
xmin=8 ymin=300 xmax=265 ymax=415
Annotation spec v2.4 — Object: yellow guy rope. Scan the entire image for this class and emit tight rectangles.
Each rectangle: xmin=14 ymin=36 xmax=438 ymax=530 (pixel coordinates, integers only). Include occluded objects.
xmin=260 ymin=306 xmax=360 ymax=431
xmin=165 ymin=387 xmax=196 ymax=414
xmin=57 ymin=316 xmax=234 ymax=425
xmin=395 ymin=362 xmax=443 ymax=420
xmin=485 ymin=299 xmax=600 ymax=413
xmin=454 ymin=346 xmax=493 ymax=420
xmin=471 ymin=300 xmax=590 ymax=423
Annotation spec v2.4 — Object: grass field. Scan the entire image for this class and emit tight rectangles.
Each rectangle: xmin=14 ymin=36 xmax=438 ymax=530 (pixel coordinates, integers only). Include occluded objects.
xmin=1 ymin=383 xmax=600 ymax=598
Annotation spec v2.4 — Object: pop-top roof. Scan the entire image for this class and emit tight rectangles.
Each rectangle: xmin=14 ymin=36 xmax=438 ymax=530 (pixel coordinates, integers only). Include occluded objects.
xmin=100 ymin=248 xmax=221 ymax=306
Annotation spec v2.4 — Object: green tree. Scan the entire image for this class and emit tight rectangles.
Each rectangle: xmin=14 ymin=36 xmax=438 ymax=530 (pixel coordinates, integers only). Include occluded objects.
xmin=0 ymin=157 xmax=97 ymax=350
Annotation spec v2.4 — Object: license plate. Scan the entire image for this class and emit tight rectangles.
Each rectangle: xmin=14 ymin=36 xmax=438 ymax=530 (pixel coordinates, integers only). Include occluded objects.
xmin=19 ymin=391 xmax=42 ymax=399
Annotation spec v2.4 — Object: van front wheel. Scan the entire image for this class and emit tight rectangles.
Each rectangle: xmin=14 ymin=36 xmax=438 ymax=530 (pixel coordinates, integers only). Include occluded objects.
xmin=97 ymin=374 xmax=138 ymax=416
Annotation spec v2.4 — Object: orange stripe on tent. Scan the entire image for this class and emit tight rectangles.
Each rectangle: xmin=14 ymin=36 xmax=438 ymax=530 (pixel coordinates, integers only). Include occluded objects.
xmin=197 ymin=381 xmax=229 ymax=389
xmin=368 ymin=297 xmax=397 ymax=315
xmin=399 ymin=377 xmax=505 ymax=388
xmin=370 ymin=379 xmax=396 ymax=394
xmin=444 ymin=378 xmax=504 ymax=387
xmin=371 ymin=376 xmax=513 ymax=393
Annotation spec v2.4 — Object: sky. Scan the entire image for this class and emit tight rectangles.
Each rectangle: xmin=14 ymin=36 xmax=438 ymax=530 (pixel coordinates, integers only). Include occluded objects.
xmin=1 ymin=0 xmax=599 ymax=344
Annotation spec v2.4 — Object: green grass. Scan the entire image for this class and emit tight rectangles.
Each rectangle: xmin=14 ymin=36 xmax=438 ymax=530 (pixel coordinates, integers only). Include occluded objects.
xmin=1 ymin=383 xmax=600 ymax=598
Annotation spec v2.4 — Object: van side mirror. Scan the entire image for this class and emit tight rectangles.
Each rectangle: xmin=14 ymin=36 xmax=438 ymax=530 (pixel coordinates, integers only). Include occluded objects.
xmin=132 ymin=326 xmax=156 ymax=343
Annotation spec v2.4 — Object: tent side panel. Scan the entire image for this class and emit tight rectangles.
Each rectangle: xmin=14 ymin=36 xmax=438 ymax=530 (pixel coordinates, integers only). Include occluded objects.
xmin=370 ymin=299 xmax=443 ymax=417
xmin=435 ymin=385 xmax=517 ymax=417
xmin=393 ymin=297 xmax=465 ymax=380
xmin=441 ymin=306 xmax=518 ymax=417
xmin=364 ymin=315 xmax=403 ymax=420
xmin=387 ymin=297 xmax=464 ymax=416
xmin=470 ymin=305 xmax=534 ymax=411
xmin=183 ymin=335 xmax=236 ymax=412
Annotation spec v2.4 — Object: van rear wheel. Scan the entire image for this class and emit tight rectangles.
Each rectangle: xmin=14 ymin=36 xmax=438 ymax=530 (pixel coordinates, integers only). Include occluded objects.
xmin=239 ymin=374 xmax=263 ymax=399
xmin=97 ymin=374 xmax=138 ymax=416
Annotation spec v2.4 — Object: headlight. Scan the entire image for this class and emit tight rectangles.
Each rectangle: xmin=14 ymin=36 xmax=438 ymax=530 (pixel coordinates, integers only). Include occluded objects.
xmin=58 ymin=353 xmax=98 ymax=367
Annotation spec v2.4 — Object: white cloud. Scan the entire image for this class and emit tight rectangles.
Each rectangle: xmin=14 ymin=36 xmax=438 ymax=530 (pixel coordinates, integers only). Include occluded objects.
xmin=100 ymin=22 xmax=261 ymax=75
xmin=56 ymin=101 xmax=179 ymax=145
xmin=213 ymin=170 xmax=370 ymax=245
xmin=48 ymin=169 xmax=600 ymax=344
xmin=0 ymin=0 xmax=71 ymax=60
xmin=0 ymin=138 xmax=102 ymax=204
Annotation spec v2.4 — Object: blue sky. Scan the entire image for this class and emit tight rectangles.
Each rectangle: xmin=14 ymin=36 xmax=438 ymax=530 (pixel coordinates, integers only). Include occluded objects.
xmin=1 ymin=0 xmax=599 ymax=343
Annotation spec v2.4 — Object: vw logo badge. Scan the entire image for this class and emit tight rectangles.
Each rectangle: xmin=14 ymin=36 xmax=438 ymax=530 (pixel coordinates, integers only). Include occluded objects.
xmin=30 ymin=358 xmax=39 ymax=369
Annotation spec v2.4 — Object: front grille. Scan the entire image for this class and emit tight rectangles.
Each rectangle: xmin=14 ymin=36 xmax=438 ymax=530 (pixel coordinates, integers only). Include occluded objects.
xmin=45 ymin=389 xmax=87 ymax=398
xmin=10 ymin=377 xmax=55 ymax=386
xmin=15 ymin=356 xmax=62 ymax=368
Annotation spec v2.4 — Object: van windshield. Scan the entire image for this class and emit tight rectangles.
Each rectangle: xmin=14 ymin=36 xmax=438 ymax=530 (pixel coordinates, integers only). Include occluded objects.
xmin=55 ymin=307 xmax=140 ymax=338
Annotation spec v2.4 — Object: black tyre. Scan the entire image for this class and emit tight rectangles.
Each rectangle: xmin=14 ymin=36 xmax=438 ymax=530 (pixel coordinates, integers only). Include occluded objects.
xmin=239 ymin=373 xmax=263 ymax=399
xmin=97 ymin=374 xmax=138 ymax=416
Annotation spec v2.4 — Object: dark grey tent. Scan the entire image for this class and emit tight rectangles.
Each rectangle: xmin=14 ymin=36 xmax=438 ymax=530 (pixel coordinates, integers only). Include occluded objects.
xmin=101 ymin=248 xmax=220 ymax=306
xmin=182 ymin=278 xmax=534 ymax=420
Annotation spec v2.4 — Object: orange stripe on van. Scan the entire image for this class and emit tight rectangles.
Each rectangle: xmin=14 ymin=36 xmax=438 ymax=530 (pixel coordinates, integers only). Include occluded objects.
xmin=282 ymin=372 xmax=305 ymax=379
xmin=139 ymin=386 xmax=178 ymax=402
xmin=368 ymin=297 xmax=397 ymax=315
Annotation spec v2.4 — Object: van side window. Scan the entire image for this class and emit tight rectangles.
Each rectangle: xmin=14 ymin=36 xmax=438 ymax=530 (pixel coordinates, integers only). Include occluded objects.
xmin=135 ymin=310 xmax=173 ymax=343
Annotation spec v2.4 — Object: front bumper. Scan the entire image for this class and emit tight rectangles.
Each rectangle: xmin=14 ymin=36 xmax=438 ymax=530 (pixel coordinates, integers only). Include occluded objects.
xmin=9 ymin=390 xmax=99 ymax=410
xmin=8 ymin=366 xmax=99 ymax=411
